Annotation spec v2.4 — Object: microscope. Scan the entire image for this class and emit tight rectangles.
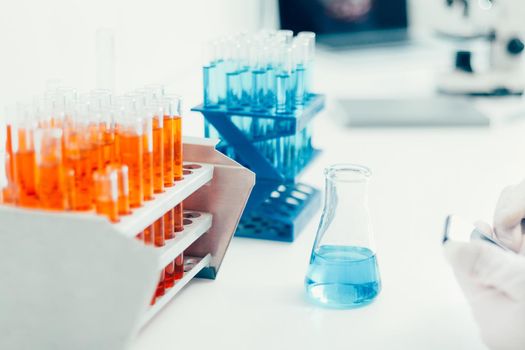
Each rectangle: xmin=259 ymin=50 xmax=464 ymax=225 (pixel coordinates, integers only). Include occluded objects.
xmin=437 ymin=0 xmax=525 ymax=96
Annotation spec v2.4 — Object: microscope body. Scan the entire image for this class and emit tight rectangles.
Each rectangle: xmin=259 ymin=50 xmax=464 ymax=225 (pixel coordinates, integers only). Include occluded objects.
xmin=438 ymin=0 xmax=525 ymax=95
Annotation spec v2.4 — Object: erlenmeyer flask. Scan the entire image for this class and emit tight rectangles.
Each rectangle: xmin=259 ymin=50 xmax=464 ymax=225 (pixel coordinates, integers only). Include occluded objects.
xmin=305 ymin=164 xmax=381 ymax=308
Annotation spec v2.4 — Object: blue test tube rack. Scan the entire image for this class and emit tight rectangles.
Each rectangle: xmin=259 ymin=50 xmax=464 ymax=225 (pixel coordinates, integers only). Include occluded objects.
xmin=192 ymin=93 xmax=325 ymax=242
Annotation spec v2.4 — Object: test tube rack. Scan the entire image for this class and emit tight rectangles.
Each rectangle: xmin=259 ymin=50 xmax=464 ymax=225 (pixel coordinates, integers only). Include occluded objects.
xmin=0 ymin=137 xmax=255 ymax=350
xmin=192 ymin=94 xmax=325 ymax=242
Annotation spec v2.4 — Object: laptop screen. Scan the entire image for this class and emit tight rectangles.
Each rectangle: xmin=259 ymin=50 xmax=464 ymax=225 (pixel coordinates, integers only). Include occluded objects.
xmin=279 ymin=0 xmax=409 ymax=45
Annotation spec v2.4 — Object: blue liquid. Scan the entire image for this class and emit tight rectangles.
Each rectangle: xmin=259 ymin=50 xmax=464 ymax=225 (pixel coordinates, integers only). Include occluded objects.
xmin=276 ymin=73 xmax=291 ymax=114
xmin=215 ymin=59 xmax=226 ymax=104
xmin=305 ymin=245 xmax=381 ymax=308
xmin=203 ymin=64 xmax=218 ymax=107
xmin=265 ymin=65 xmax=276 ymax=108
xmin=294 ymin=65 xmax=306 ymax=107
xmin=251 ymin=69 xmax=267 ymax=111
xmin=226 ymin=71 xmax=242 ymax=110
xmin=240 ymin=66 xmax=251 ymax=106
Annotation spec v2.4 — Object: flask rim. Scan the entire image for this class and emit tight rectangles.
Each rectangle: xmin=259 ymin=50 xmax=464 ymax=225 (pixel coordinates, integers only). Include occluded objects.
xmin=324 ymin=164 xmax=371 ymax=182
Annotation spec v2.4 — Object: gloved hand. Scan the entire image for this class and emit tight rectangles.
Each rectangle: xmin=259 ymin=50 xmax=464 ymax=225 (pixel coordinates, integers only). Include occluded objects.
xmin=444 ymin=180 xmax=525 ymax=349
xmin=444 ymin=240 xmax=525 ymax=350
xmin=492 ymin=181 xmax=525 ymax=253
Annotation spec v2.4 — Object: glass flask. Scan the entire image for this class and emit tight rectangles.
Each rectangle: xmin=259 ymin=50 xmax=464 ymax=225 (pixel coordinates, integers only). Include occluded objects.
xmin=305 ymin=164 xmax=381 ymax=308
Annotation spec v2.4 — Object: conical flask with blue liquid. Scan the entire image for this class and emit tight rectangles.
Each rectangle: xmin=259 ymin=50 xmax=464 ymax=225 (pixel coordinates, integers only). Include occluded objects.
xmin=305 ymin=164 xmax=381 ymax=308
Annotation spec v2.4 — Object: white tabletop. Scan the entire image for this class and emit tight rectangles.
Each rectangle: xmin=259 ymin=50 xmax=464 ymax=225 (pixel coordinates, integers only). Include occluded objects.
xmin=132 ymin=42 xmax=525 ymax=350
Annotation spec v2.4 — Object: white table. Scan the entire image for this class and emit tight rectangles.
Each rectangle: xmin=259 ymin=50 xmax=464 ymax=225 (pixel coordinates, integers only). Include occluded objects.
xmin=132 ymin=42 xmax=525 ymax=350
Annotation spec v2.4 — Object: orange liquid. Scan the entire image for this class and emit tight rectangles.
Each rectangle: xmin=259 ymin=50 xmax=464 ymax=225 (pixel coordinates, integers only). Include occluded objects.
xmin=174 ymin=253 xmax=184 ymax=280
xmin=65 ymin=148 xmax=93 ymax=210
xmin=164 ymin=209 xmax=174 ymax=240
xmin=144 ymin=225 xmax=154 ymax=245
xmin=173 ymin=116 xmax=183 ymax=181
xmin=164 ymin=261 xmax=175 ymax=289
xmin=153 ymin=122 xmax=164 ymax=193
xmin=154 ymin=217 xmax=165 ymax=247
xmin=155 ymin=270 xmax=166 ymax=298
xmin=142 ymin=139 xmax=154 ymax=201
xmin=95 ymin=198 xmax=119 ymax=223
xmin=119 ymin=133 xmax=143 ymax=207
xmin=174 ymin=202 xmax=184 ymax=232
xmin=36 ymin=162 xmax=67 ymax=210
xmin=163 ymin=116 xmax=174 ymax=187
xmin=92 ymin=143 xmax=105 ymax=172
xmin=102 ymin=128 xmax=116 ymax=166
xmin=118 ymin=193 xmax=130 ymax=215
xmin=14 ymin=151 xmax=38 ymax=207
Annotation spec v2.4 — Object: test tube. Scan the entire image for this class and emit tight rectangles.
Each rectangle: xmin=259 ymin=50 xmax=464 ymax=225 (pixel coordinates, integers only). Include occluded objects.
xmin=116 ymin=115 xmax=144 ymax=207
xmin=297 ymin=31 xmax=316 ymax=96
xmin=107 ymin=164 xmax=130 ymax=215
xmin=202 ymin=41 xmax=219 ymax=108
xmin=164 ymin=208 xmax=175 ymax=240
xmin=142 ymin=112 xmax=154 ymax=200
xmin=171 ymin=97 xmax=183 ymax=181
xmin=12 ymin=113 xmax=38 ymax=208
xmin=250 ymin=43 xmax=268 ymax=111
xmin=154 ymin=216 xmax=165 ymax=247
xmin=226 ymin=43 xmax=242 ymax=110
xmin=143 ymin=224 xmax=154 ymax=245
xmin=151 ymin=106 xmax=164 ymax=193
xmin=34 ymin=128 xmax=67 ymax=210
xmin=174 ymin=253 xmax=184 ymax=280
xmin=215 ymin=40 xmax=227 ymax=104
xmin=93 ymin=169 xmax=119 ymax=223
xmin=162 ymin=98 xmax=175 ymax=187
xmin=100 ymin=109 xmax=116 ymax=166
xmin=155 ymin=270 xmax=166 ymax=298
xmin=292 ymin=40 xmax=308 ymax=107
xmin=174 ymin=202 xmax=184 ymax=233
xmin=164 ymin=261 xmax=175 ymax=289
xmin=63 ymin=120 xmax=94 ymax=211
xmin=2 ymin=114 xmax=16 ymax=204
xmin=238 ymin=38 xmax=252 ymax=106
xmin=276 ymin=46 xmax=293 ymax=114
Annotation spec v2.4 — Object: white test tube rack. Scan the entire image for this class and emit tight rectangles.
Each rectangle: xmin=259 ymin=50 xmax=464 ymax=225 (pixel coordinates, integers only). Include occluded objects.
xmin=0 ymin=137 xmax=255 ymax=350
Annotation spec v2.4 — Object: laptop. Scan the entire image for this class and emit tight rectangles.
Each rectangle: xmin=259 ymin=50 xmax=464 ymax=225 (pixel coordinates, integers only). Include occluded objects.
xmin=279 ymin=0 xmax=410 ymax=48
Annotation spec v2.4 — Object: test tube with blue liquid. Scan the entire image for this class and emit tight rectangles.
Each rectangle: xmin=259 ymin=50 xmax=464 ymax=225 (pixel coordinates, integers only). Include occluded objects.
xmin=226 ymin=42 xmax=243 ymax=110
xmin=305 ymin=164 xmax=381 ymax=308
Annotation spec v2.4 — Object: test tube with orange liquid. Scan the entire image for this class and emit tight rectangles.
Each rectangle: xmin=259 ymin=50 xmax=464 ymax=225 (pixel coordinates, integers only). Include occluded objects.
xmin=155 ymin=270 xmax=166 ymax=298
xmin=154 ymin=216 xmax=165 ymax=247
xmin=165 ymin=261 xmax=175 ymax=289
xmin=93 ymin=169 xmax=119 ymax=223
xmin=63 ymin=122 xmax=94 ymax=211
xmin=174 ymin=202 xmax=184 ymax=233
xmin=107 ymin=164 xmax=130 ymax=215
xmin=34 ymin=128 xmax=67 ymax=210
xmin=171 ymin=96 xmax=183 ymax=182
xmin=144 ymin=224 xmax=154 ymax=245
xmin=174 ymin=253 xmax=184 ymax=280
xmin=151 ymin=106 xmax=164 ymax=193
xmin=164 ymin=208 xmax=175 ymax=240
xmin=117 ymin=116 xmax=144 ymax=208
xmin=12 ymin=116 xmax=38 ymax=208
xmin=142 ymin=113 xmax=154 ymax=200
xmin=2 ymin=120 xmax=16 ymax=204
xmin=162 ymin=98 xmax=174 ymax=187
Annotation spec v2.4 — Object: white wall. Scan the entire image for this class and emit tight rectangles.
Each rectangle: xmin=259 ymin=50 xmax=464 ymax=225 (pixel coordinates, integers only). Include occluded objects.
xmin=0 ymin=0 xmax=278 ymax=104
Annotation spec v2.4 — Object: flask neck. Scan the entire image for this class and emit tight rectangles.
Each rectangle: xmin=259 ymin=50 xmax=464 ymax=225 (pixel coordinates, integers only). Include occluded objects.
xmin=314 ymin=164 xmax=373 ymax=251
